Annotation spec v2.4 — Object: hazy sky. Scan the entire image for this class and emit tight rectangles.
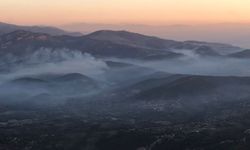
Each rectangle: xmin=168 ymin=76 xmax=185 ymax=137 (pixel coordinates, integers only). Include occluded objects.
xmin=1 ymin=0 xmax=250 ymax=26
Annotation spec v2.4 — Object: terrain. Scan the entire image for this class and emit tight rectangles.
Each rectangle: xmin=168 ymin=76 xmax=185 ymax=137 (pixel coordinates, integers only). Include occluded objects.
xmin=0 ymin=26 xmax=250 ymax=150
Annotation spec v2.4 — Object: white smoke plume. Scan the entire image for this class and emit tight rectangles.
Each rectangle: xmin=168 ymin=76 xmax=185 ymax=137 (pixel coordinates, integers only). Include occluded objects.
xmin=0 ymin=48 xmax=109 ymax=82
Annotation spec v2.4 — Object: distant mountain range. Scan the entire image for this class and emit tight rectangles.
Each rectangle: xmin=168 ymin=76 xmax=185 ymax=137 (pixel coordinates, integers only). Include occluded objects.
xmin=0 ymin=22 xmax=82 ymax=36
xmin=61 ymin=22 xmax=250 ymax=48
xmin=0 ymin=28 xmax=245 ymax=60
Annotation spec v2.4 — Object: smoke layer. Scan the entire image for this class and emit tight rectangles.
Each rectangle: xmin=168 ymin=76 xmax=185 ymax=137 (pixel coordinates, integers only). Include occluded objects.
xmin=0 ymin=48 xmax=109 ymax=82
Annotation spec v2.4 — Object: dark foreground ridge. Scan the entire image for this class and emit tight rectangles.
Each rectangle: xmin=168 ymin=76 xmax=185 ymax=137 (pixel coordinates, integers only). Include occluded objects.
xmin=1 ymin=72 xmax=250 ymax=150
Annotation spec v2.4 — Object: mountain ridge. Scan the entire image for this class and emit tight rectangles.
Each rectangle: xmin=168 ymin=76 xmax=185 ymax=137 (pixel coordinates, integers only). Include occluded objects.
xmin=0 ymin=22 xmax=82 ymax=36
xmin=0 ymin=28 xmax=244 ymax=59
xmin=229 ymin=49 xmax=250 ymax=58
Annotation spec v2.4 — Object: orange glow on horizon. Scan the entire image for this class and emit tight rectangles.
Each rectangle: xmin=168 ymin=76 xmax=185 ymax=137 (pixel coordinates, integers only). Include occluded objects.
xmin=1 ymin=0 xmax=250 ymax=26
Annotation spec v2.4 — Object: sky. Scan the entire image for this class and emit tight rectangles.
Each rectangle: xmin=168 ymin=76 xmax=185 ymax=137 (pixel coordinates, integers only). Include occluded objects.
xmin=1 ymin=0 xmax=250 ymax=26
xmin=1 ymin=0 xmax=250 ymax=48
